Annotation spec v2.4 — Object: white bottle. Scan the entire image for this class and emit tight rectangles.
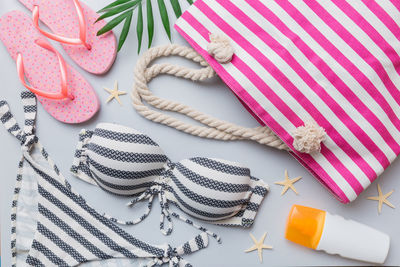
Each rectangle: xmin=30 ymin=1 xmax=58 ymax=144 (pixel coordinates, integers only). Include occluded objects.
xmin=285 ymin=205 xmax=390 ymax=264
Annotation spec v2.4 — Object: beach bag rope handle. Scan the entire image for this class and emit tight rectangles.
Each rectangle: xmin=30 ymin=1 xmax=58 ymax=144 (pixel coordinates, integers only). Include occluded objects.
xmin=132 ymin=43 xmax=290 ymax=151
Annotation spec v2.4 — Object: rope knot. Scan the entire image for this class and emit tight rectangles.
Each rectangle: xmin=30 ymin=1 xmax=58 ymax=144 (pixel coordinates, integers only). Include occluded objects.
xmin=292 ymin=121 xmax=326 ymax=154
xmin=207 ymin=33 xmax=234 ymax=63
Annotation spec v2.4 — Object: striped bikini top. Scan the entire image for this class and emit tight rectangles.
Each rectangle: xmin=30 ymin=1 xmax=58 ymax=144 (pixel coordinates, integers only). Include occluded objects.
xmin=71 ymin=123 xmax=269 ymax=241
xmin=1 ymin=92 xmax=208 ymax=267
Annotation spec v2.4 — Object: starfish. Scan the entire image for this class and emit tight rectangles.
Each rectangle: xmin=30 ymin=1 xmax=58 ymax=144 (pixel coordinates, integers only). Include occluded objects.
xmin=104 ymin=81 xmax=126 ymax=106
xmin=274 ymin=170 xmax=302 ymax=195
xmin=244 ymin=232 xmax=273 ymax=263
xmin=367 ymin=184 xmax=395 ymax=214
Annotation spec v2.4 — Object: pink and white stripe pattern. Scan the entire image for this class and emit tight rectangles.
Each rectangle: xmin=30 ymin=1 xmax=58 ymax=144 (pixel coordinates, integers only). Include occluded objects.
xmin=175 ymin=0 xmax=400 ymax=203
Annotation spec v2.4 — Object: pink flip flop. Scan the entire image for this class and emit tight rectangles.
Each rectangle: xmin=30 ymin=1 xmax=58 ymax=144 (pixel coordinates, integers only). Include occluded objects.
xmin=19 ymin=0 xmax=117 ymax=75
xmin=0 ymin=11 xmax=99 ymax=124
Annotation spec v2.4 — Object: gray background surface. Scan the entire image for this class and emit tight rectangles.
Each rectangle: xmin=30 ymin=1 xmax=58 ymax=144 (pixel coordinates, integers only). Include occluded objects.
xmin=1 ymin=1 xmax=399 ymax=266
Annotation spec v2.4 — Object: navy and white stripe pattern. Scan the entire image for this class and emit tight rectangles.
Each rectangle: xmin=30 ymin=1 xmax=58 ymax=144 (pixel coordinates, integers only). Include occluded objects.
xmin=1 ymin=91 xmax=37 ymax=267
xmin=166 ymin=158 xmax=269 ymax=227
xmin=71 ymin=123 xmax=270 ymax=240
xmin=71 ymin=123 xmax=168 ymax=195
xmin=2 ymin=92 xmax=208 ymax=267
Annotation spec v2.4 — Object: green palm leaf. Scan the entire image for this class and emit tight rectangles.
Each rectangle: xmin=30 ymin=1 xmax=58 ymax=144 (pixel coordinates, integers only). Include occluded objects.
xmin=118 ymin=10 xmax=133 ymax=51
xmin=146 ymin=0 xmax=155 ymax=48
xmin=98 ymin=0 xmax=132 ymax=13
xmin=96 ymin=0 xmax=193 ymax=52
xmin=157 ymin=0 xmax=171 ymax=40
xmin=96 ymin=0 xmax=140 ymax=22
xmin=170 ymin=0 xmax=182 ymax=18
xmin=137 ymin=3 xmax=144 ymax=53
xmin=97 ymin=9 xmax=132 ymax=36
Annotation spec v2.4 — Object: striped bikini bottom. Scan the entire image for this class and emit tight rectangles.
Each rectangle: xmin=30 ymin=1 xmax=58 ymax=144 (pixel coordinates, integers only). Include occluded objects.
xmin=1 ymin=91 xmax=208 ymax=267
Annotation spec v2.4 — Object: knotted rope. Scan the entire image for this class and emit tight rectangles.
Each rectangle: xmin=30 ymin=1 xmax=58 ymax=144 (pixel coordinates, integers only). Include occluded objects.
xmin=131 ymin=44 xmax=290 ymax=151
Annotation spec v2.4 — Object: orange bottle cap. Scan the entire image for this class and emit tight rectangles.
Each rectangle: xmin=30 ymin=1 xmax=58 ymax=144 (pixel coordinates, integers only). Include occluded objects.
xmin=285 ymin=204 xmax=326 ymax=249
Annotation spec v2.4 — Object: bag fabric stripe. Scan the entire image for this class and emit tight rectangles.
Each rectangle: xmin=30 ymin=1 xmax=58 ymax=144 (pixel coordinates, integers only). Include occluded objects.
xmin=176 ymin=11 xmax=355 ymax=202
xmin=175 ymin=0 xmax=400 ymax=203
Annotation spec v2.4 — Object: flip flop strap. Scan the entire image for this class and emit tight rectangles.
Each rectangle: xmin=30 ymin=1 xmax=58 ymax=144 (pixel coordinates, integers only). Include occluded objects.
xmin=16 ymin=39 xmax=74 ymax=100
xmin=32 ymin=0 xmax=91 ymax=50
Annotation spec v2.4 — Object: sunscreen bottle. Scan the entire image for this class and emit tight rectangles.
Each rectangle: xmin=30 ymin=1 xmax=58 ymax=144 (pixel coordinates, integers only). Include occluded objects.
xmin=285 ymin=205 xmax=390 ymax=264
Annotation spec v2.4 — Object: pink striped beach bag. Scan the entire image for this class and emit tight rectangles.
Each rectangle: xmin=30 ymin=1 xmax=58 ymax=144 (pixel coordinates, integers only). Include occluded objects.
xmin=133 ymin=0 xmax=400 ymax=204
